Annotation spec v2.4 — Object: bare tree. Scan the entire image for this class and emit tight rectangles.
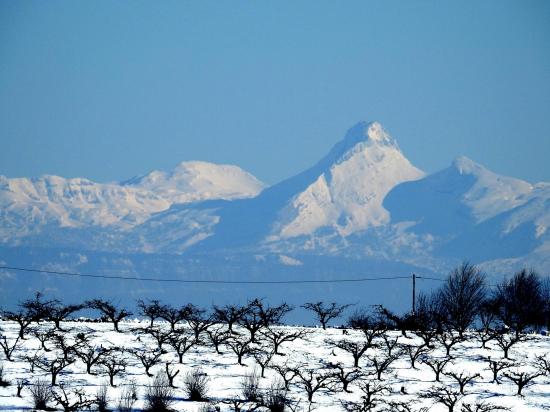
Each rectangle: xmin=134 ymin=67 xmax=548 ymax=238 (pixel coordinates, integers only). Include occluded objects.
xmin=220 ymin=398 xmax=250 ymax=412
xmin=251 ymin=347 xmax=276 ymax=378
xmin=135 ymin=326 xmax=172 ymax=353
xmin=414 ymin=328 xmax=438 ymax=349
xmin=494 ymin=269 xmax=546 ymax=336
xmin=377 ymin=306 xmax=417 ymax=338
xmin=403 ymin=343 xmax=430 ymax=369
xmin=52 ymin=333 xmax=85 ymax=361
xmin=493 ymin=332 xmax=525 ymax=360
xmin=99 ymin=350 xmax=127 ymax=387
xmin=31 ymin=327 xmax=57 ymax=352
xmin=16 ymin=378 xmax=25 ymax=397
xmin=73 ymin=343 xmax=113 ymax=375
xmin=366 ymin=353 xmax=399 ymax=380
xmin=444 ymin=370 xmax=480 ymax=395
xmin=260 ymin=328 xmax=309 ymax=355
xmin=168 ymin=331 xmax=197 ymax=363
xmin=239 ymin=299 xmax=292 ymax=343
xmin=415 ymin=292 xmax=446 ymax=335
xmin=86 ymin=299 xmax=132 ymax=332
xmin=0 ymin=334 xmax=20 ymax=361
xmin=485 ymin=357 xmax=512 ymax=384
xmin=341 ymin=381 xmax=389 ymax=411
xmin=52 ymin=385 xmax=95 ymax=411
xmin=2 ymin=309 xmax=34 ymax=339
xmin=226 ymin=336 xmax=255 ymax=366
xmin=326 ymin=363 xmax=363 ymax=393
xmin=292 ymin=368 xmax=334 ymax=403
xmin=421 ymin=356 xmax=453 ymax=382
xmin=476 ymin=298 xmax=499 ymax=348
xmin=238 ymin=304 xmax=264 ymax=344
xmin=256 ymin=300 xmax=293 ymax=327
xmin=347 ymin=309 xmax=387 ymax=346
xmin=329 ymin=339 xmax=373 ymax=368
xmin=436 ymin=332 xmax=463 ymax=357
xmin=381 ymin=401 xmax=428 ymax=412
xmin=535 ymin=353 xmax=550 ymax=377
xmin=137 ymin=299 xmax=163 ymax=328
xmin=271 ymin=363 xmax=298 ymax=390
xmin=381 ymin=333 xmax=400 ymax=357
xmin=45 ymin=301 xmax=84 ymax=331
xmin=207 ymin=326 xmax=231 ymax=354
xmin=185 ymin=305 xmax=215 ymax=341
xmin=503 ymin=370 xmax=542 ymax=396
xmin=20 ymin=292 xmax=53 ymax=323
xmin=165 ymin=362 xmax=180 ymax=388
xmin=421 ymin=385 xmax=462 ymax=412
xmin=438 ymin=262 xmax=487 ymax=338
xmin=158 ymin=304 xmax=190 ymax=332
xmin=130 ymin=347 xmax=163 ymax=377
xmin=212 ymin=303 xmax=248 ymax=333
xmin=302 ymin=302 xmax=352 ymax=330
xmin=30 ymin=352 xmax=76 ymax=385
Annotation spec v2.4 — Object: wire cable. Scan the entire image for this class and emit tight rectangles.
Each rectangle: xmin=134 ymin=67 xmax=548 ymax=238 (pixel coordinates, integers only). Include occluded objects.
xmin=0 ymin=265 xmax=412 ymax=285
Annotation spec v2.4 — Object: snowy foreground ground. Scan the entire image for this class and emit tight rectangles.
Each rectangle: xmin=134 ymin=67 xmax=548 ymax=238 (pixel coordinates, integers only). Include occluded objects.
xmin=1 ymin=319 xmax=550 ymax=411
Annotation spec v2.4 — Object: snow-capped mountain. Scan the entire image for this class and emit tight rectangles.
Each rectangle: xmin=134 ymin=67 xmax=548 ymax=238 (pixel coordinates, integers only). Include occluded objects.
xmin=0 ymin=162 xmax=265 ymax=245
xmin=269 ymin=121 xmax=425 ymax=239
xmin=179 ymin=121 xmax=425 ymax=253
xmin=382 ymin=155 xmax=549 ymax=270
xmin=0 ymin=175 xmax=168 ymax=244
xmin=384 ymin=156 xmax=534 ymax=237
xmin=0 ymin=120 xmax=548 ymax=283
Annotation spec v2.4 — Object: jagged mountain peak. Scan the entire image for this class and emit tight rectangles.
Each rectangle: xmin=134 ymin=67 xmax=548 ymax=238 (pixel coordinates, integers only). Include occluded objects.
xmin=265 ymin=120 xmax=424 ymax=239
xmin=321 ymin=121 xmax=399 ymax=167
xmin=345 ymin=121 xmax=394 ymax=144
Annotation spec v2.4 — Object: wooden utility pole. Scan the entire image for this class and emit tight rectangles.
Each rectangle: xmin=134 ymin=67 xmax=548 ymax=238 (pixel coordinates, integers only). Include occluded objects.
xmin=412 ymin=273 xmax=416 ymax=315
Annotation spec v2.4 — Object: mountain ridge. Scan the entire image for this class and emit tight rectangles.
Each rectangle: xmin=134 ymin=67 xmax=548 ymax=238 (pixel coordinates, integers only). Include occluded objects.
xmin=0 ymin=120 xmax=548 ymax=278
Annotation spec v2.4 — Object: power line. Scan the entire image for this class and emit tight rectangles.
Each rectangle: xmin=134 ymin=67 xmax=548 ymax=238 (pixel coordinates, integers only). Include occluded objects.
xmin=0 ymin=265 xmax=412 ymax=285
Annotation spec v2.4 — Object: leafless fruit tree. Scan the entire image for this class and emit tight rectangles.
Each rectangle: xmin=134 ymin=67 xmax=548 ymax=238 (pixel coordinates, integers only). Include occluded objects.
xmin=86 ymin=299 xmax=132 ymax=332
xmin=302 ymin=302 xmax=352 ymax=330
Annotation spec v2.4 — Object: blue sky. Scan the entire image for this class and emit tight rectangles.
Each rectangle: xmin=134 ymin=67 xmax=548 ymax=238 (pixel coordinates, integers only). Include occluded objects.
xmin=1 ymin=1 xmax=549 ymax=185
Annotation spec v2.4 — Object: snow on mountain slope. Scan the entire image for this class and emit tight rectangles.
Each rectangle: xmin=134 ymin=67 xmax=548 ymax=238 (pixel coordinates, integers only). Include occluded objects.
xmin=0 ymin=161 xmax=265 ymax=246
xmin=126 ymin=201 xmax=225 ymax=253
xmin=0 ymin=175 xmax=170 ymax=242
xmin=270 ymin=122 xmax=425 ymax=239
xmin=1 ymin=120 xmax=549 ymax=277
xmin=384 ymin=156 xmax=534 ymax=237
xmin=436 ymin=182 xmax=550 ymax=262
xmin=501 ymin=182 xmax=550 ymax=238
xmin=383 ymin=158 xmax=549 ymax=266
xmin=451 ymin=156 xmax=533 ymax=221
xmin=193 ymin=121 xmax=425 ymax=252
xmin=122 ymin=161 xmax=265 ymax=204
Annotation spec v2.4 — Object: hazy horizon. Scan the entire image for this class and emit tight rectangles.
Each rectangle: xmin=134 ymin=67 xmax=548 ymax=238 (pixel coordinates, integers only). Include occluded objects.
xmin=1 ymin=1 xmax=549 ymax=185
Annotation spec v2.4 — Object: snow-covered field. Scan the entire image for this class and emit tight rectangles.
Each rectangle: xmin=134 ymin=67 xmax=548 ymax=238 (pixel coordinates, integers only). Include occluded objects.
xmin=1 ymin=319 xmax=550 ymax=411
